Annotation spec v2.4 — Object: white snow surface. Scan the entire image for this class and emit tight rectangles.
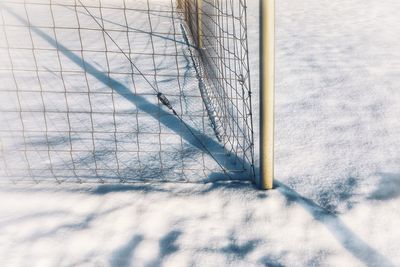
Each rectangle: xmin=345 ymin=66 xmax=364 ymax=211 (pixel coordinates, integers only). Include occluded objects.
xmin=1 ymin=0 xmax=400 ymax=266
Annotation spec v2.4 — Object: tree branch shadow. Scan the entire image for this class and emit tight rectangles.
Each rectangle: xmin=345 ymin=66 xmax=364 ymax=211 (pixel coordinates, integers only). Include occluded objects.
xmin=368 ymin=172 xmax=400 ymax=201
xmin=1 ymin=4 xmax=395 ymax=267
xmin=275 ymin=180 xmax=395 ymax=267
xmin=110 ymin=234 xmax=144 ymax=267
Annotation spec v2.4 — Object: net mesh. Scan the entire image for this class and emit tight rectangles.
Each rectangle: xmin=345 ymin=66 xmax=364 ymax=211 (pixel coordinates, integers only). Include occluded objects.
xmin=180 ymin=0 xmax=254 ymax=178
xmin=0 ymin=0 xmax=254 ymax=184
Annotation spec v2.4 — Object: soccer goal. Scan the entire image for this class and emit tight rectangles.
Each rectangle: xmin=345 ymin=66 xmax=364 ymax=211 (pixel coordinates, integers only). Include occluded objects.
xmin=0 ymin=0 xmax=274 ymax=188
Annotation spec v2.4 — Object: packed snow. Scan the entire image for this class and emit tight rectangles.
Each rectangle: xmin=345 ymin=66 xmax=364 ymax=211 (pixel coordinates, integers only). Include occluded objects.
xmin=1 ymin=0 xmax=400 ymax=266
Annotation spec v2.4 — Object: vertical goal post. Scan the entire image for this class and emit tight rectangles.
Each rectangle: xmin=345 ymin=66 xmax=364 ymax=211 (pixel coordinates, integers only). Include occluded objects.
xmin=179 ymin=0 xmax=275 ymax=189
xmin=260 ymin=0 xmax=275 ymax=189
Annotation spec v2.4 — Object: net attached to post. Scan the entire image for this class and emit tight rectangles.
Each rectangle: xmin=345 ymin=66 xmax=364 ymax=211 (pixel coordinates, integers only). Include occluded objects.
xmin=0 ymin=0 xmax=254 ymax=184
xmin=179 ymin=0 xmax=255 ymax=179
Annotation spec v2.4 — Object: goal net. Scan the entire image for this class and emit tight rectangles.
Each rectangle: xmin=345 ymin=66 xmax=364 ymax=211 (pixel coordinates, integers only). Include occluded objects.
xmin=0 ymin=0 xmax=254 ymax=184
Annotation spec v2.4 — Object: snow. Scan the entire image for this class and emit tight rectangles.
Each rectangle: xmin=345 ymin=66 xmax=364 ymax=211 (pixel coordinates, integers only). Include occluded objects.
xmin=1 ymin=0 xmax=400 ymax=266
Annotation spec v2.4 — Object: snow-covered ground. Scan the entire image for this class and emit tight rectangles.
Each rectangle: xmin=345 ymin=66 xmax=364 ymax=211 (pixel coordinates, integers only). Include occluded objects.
xmin=1 ymin=0 xmax=400 ymax=266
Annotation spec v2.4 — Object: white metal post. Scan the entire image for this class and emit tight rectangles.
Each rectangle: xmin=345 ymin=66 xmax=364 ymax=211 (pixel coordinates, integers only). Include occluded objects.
xmin=259 ymin=0 xmax=274 ymax=189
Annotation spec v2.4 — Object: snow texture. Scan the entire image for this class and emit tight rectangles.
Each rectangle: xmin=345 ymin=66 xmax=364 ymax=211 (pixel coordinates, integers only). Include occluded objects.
xmin=1 ymin=0 xmax=400 ymax=266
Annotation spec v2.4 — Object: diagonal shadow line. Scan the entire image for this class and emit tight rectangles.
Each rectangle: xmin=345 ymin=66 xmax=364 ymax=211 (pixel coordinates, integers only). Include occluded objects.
xmin=199 ymin=177 xmax=392 ymax=267
xmin=6 ymin=7 xmax=390 ymax=267
xmin=2 ymin=4 xmax=251 ymax=181
xmin=66 ymin=5 xmax=196 ymax=48
xmin=275 ymin=181 xmax=395 ymax=267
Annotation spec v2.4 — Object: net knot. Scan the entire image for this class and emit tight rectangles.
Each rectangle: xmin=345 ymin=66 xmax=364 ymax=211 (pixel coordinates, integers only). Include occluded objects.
xmin=157 ymin=92 xmax=173 ymax=110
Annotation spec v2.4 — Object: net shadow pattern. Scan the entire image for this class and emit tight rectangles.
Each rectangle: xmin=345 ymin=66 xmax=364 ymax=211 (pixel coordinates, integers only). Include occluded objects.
xmin=0 ymin=0 xmax=254 ymax=184
xmin=179 ymin=0 xmax=255 ymax=179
